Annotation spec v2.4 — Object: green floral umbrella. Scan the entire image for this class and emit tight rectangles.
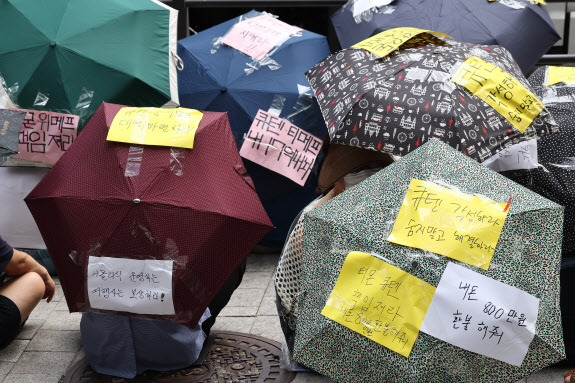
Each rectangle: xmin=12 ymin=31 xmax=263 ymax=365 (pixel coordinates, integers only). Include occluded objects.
xmin=294 ymin=139 xmax=564 ymax=382
xmin=0 ymin=0 xmax=179 ymax=127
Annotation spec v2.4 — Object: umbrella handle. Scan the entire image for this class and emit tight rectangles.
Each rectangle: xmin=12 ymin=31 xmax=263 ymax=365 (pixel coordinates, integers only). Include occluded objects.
xmin=172 ymin=51 xmax=184 ymax=71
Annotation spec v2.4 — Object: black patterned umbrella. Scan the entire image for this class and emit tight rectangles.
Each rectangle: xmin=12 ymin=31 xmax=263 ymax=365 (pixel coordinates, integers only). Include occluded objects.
xmin=0 ymin=109 xmax=26 ymax=165
xmin=305 ymin=30 xmax=558 ymax=163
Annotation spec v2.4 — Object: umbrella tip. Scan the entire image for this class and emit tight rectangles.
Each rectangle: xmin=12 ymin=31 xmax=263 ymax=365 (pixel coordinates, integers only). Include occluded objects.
xmin=220 ymin=87 xmax=228 ymax=93
xmin=50 ymin=41 xmax=56 ymax=47
xmin=133 ymin=198 xmax=141 ymax=204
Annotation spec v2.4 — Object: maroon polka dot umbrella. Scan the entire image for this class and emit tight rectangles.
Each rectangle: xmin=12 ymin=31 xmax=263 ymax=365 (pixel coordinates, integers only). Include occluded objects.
xmin=25 ymin=102 xmax=273 ymax=327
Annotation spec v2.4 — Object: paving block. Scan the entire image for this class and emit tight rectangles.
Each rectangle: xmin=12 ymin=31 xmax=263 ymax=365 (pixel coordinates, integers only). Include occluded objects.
xmin=219 ymin=306 xmax=259 ymax=317
xmin=26 ymin=330 xmax=81 ymax=352
xmin=246 ymin=254 xmax=280 ymax=273
xmin=28 ymin=301 xmax=56 ymax=321
xmin=51 ymin=285 xmax=64 ymax=302
xmin=212 ymin=317 xmax=255 ymax=333
xmin=257 ymin=296 xmax=277 ymax=316
xmin=249 ymin=315 xmax=283 ymax=343
xmin=41 ymin=311 xmax=82 ymax=331
xmin=0 ymin=340 xmax=28 ymax=363
xmin=264 ymin=275 xmax=276 ymax=298
xmin=2 ymin=373 xmax=63 ymax=383
xmin=227 ymin=288 xmax=265 ymax=308
xmin=9 ymin=351 xmax=75 ymax=376
xmin=54 ymin=299 xmax=70 ymax=311
xmin=0 ymin=361 xmax=14 ymax=381
xmin=238 ymin=272 xmax=274 ymax=289
xmin=15 ymin=319 xmax=44 ymax=340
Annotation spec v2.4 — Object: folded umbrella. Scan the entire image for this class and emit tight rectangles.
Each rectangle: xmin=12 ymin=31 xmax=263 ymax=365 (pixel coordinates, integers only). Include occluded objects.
xmin=331 ymin=0 xmax=559 ymax=74
xmin=294 ymin=139 xmax=564 ymax=382
xmin=306 ymin=29 xmax=558 ymax=163
xmin=25 ymin=102 xmax=273 ymax=327
xmin=178 ymin=11 xmax=331 ymax=245
xmin=0 ymin=0 xmax=179 ymax=126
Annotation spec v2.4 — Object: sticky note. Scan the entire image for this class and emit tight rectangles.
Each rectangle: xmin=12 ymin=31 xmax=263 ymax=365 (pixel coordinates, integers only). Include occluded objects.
xmin=482 ymin=140 xmax=538 ymax=172
xmin=87 ymin=256 xmax=175 ymax=315
xmin=388 ymin=179 xmax=510 ymax=270
xmin=222 ymin=14 xmax=302 ymax=60
xmin=239 ymin=109 xmax=322 ymax=186
xmin=322 ymin=251 xmax=436 ymax=357
xmin=451 ymin=57 xmax=544 ymax=133
xmin=421 ymin=262 xmax=539 ymax=366
xmin=546 ymin=66 xmax=575 ymax=86
xmin=107 ymin=107 xmax=203 ymax=149
xmin=351 ymin=27 xmax=452 ymax=58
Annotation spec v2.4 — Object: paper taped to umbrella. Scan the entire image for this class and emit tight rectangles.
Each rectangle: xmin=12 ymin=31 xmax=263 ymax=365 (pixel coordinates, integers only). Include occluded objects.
xmin=305 ymin=28 xmax=558 ymax=163
xmin=545 ymin=66 xmax=575 ymax=86
xmin=239 ymin=109 xmax=322 ymax=186
xmin=26 ymin=102 xmax=273 ymax=327
xmin=294 ymin=139 xmax=564 ymax=382
xmin=106 ymin=107 xmax=203 ymax=149
xmin=387 ymin=179 xmax=511 ymax=270
xmin=2 ymin=109 xmax=79 ymax=167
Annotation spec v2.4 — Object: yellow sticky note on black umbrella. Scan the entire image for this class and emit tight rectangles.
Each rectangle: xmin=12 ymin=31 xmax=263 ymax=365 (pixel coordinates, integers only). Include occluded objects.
xmin=107 ymin=107 xmax=203 ymax=149
xmin=451 ymin=57 xmax=544 ymax=134
xmin=388 ymin=179 xmax=510 ymax=270
xmin=322 ymin=251 xmax=436 ymax=358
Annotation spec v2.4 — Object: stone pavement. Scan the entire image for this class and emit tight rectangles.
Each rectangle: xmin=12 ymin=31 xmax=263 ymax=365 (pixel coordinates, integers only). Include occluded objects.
xmin=0 ymin=252 xmax=570 ymax=382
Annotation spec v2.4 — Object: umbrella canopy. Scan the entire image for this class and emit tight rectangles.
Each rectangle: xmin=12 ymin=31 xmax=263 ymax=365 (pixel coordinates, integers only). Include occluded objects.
xmin=25 ymin=102 xmax=273 ymax=327
xmin=177 ymin=11 xmax=331 ymax=245
xmin=294 ymin=139 xmax=564 ymax=382
xmin=0 ymin=109 xmax=26 ymax=165
xmin=331 ymin=0 xmax=559 ymax=74
xmin=0 ymin=0 xmax=179 ymax=126
xmin=306 ymin=30 xmax=557 ymax=163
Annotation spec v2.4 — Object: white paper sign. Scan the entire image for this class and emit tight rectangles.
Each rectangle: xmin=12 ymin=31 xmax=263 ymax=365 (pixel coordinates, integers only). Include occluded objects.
xmin=352 ymin=0 xmax=394 ymax=16
xmin=420 ymin=262 xmax=539 ymax=366
xmin=87 ymin=256 xmax=175 ymax=316
xmin=482 ymin=140 xmax=539 ymax=172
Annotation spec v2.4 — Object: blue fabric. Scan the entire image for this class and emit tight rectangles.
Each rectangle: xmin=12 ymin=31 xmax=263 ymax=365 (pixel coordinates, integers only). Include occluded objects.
xmin=81 ymin=308 xmax=210 ymax=379
xmin=331 ymin=0 xmax=559 ymax=74
xmin=17 ymin=248 xmax=56 ymax=276
xmin=177 ymin=11 xmax=331 ymax=246
xmin=0 ymin=236 xmax=13 ymax=274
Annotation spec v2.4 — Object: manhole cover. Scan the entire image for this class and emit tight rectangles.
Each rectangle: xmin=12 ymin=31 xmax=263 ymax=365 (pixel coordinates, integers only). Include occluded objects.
xmin=64 ymin=331 xmax=296 ymax=383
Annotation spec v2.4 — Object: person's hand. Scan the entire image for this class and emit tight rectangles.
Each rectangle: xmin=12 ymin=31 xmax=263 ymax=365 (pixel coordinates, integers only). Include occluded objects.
xmin=37 ymin=267 xmax=56 ymax=303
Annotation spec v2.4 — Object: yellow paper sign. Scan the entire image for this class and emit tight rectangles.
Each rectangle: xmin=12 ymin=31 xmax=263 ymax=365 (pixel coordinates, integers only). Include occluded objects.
xmin=107 ymin=107 xmax=203 ymax=149
xmin=351 ymin=27 xmax=452 ymax=58
xmin=388 ymin=179 xmax=510 ymax=270
xmin=322 ymin=251 xmax=436 ymax=357
xmin=546 ymin=66 xmax=575 ymax=86
xmin=451 ymin=57 xmax=543 ymax=133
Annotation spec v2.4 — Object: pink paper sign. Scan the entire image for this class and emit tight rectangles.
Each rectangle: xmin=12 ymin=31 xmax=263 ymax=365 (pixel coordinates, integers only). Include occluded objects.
xmin=222 ymin=14 xmax=302 ymax=60
xmin=240 ymin=110 xmax=322 ymax=186
xmin=13 ymin=109 xmax=79 ymax=165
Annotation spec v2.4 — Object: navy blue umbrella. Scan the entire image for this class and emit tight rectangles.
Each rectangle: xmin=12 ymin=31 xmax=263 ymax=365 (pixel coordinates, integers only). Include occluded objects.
xmin=331 ymin=0 xmax=559 ymax=74
xmin=178 ymin=11 xmax=331 ymax=246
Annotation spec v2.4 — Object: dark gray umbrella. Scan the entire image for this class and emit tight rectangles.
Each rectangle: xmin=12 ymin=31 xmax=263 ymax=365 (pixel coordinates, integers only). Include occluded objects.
xmin=331 ymin=0 xmax=559 ymax=74
xmin=0 ymin=109 xmax=25 ymax=165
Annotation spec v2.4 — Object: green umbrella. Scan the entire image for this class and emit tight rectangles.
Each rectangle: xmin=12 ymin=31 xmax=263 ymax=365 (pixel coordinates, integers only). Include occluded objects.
xmin=0 ymin=0 xmax=179 ymax=127
xmin=294 ymin=139 xmax=565 ymax=382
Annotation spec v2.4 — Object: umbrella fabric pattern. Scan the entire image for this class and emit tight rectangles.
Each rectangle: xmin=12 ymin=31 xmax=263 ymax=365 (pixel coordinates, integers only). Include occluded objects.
xmin=306 ymin=31 xmax=557 ymax=162
xmin=0 ymin=109 xmax=26 ymax=164
xmin=294 ymin=139 xmax=564 ymax=383
xmin=25 ymin=102 xmax=273 ymax=327
xmin=178 ymin=11 xmax=331 ymax=245
xmin=0 ymin=0 xmax=179 ymax=126
xmin=331 ymin=0 xmax=559 ymax=74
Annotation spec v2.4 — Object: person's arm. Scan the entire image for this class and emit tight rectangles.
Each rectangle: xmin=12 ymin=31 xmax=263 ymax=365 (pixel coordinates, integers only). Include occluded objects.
xmin=4 ymin=249 xmax=55 ymax=303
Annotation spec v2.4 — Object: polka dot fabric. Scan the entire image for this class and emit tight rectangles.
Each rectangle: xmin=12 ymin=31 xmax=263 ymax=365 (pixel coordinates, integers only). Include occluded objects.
xmin=502 ymin=66 xmax=575 ymax=257
xmin=25 ymin=102 xmax=273 ymax=327
xmin=293 ymin=139 xmax=564 ymax=383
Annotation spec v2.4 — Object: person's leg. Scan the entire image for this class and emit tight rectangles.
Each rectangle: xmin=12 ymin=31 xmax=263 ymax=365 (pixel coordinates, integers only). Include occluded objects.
xmin=0 ymin=272 xmax=45 ymax=324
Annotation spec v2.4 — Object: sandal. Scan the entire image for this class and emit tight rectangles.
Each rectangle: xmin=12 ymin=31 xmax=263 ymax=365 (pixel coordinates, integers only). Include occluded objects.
xmin=565 ymin=370 xmax=575 ymax=383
